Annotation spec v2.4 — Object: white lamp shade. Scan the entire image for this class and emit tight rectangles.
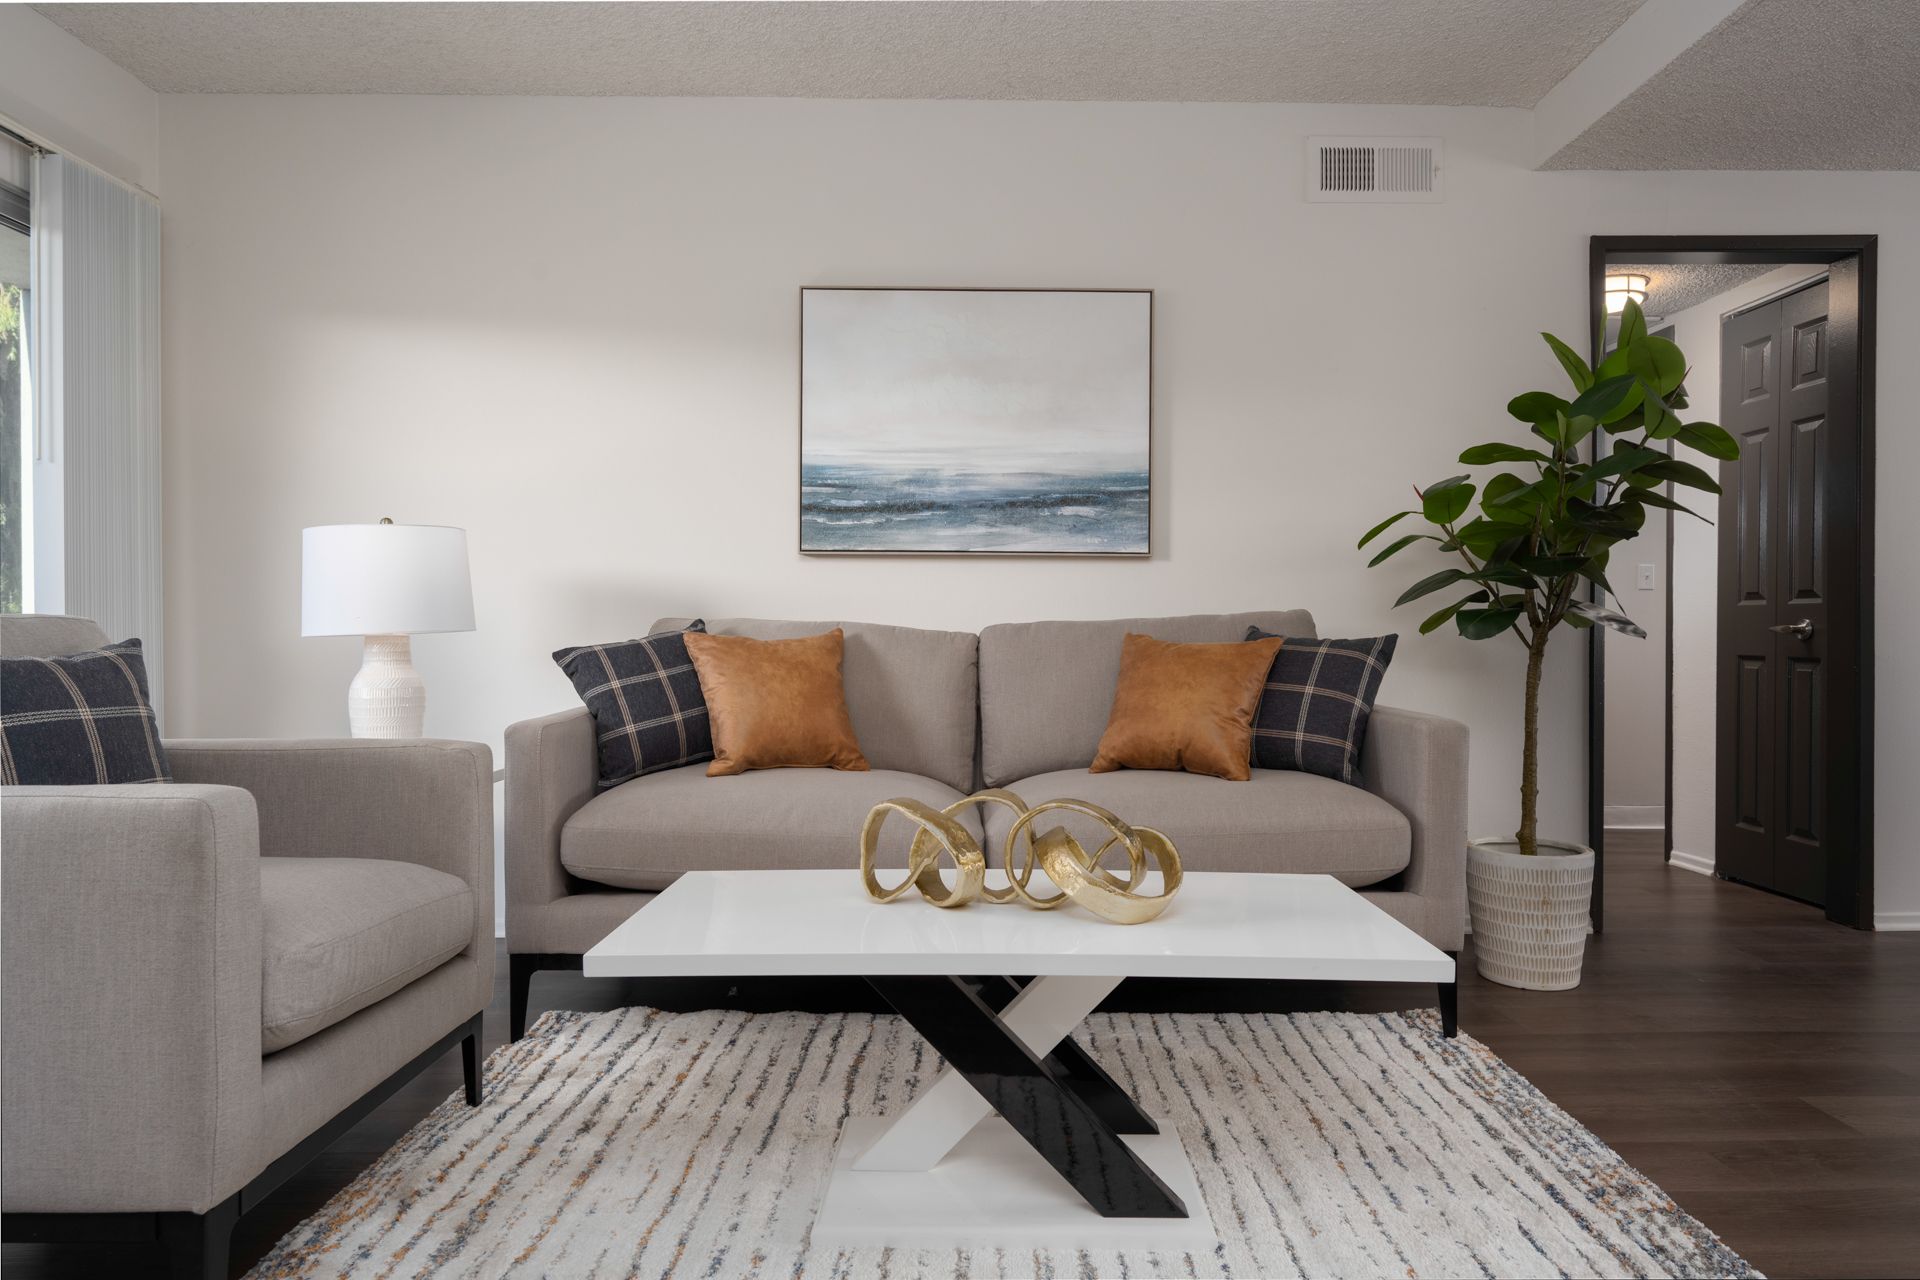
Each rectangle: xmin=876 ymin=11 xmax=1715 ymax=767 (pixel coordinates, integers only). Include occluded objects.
xmin=302 ymin=523 xmax=476 ymax=637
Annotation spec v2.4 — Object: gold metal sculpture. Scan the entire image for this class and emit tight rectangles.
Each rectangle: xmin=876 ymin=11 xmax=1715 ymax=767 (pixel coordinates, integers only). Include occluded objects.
xmin=859 ymin=790 xmax=1183 ymax=925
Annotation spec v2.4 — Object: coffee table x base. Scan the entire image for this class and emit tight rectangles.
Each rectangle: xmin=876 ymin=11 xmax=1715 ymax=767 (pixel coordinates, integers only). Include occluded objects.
xmin=813 ymin=972 xmax=1217 ymax=1250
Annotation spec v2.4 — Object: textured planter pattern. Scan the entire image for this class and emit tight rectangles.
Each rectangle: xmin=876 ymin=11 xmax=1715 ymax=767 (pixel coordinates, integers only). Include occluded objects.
xmin=1467 ymin=839 xmax=1595 ymax=991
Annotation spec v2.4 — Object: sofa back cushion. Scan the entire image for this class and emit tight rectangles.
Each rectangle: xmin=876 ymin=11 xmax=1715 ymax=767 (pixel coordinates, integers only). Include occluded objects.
xmin=653 ymin=617 xmax=977 ymax=793
xmin=978 ymin=611 xmax=1316 ymax=787
xmin=0 ymin=613 xmax=112 ymax=658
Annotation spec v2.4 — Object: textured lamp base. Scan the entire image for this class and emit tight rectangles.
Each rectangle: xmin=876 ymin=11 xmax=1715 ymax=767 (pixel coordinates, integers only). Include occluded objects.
xmin=348 ymin=634 xmax=426 ymax=738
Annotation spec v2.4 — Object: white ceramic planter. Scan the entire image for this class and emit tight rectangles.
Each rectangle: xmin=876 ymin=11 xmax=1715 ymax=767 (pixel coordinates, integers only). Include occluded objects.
xmin=1466 ymin=837 xmax=1595 ymax=991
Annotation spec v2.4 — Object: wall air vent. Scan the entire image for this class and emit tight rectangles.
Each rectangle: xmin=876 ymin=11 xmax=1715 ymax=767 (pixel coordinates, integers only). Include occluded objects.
xmin=1307 ymin=137 xmax=1443 ymax=203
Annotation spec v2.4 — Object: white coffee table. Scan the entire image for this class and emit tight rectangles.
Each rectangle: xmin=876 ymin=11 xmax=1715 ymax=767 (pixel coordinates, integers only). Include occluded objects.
xmin=586 ymin=869 xmax=1456 ymax=1250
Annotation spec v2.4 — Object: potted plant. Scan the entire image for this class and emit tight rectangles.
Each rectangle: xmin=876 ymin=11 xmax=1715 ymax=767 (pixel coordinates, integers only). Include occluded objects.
xmin=1360 ymin=299 xmax=1737 ymax=989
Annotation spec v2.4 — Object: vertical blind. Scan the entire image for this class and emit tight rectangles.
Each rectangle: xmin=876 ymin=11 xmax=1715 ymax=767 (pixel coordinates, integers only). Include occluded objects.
xmin=30 ymin=152 xmax=164 ymax=717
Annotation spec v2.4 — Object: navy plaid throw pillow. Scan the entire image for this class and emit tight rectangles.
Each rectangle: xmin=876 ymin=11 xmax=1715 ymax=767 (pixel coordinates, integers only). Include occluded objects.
xmin=554 ymin=621 xmax=712 ymax=788
xmin=1244 ymin=629 xmax=1396 ymax=785
xmin=0 ymin=639 xmax=171 ymax=785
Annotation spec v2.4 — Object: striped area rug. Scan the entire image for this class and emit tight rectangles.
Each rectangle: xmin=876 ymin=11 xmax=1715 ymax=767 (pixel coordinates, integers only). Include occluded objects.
xmin=247 ymin=1007 xmax=1757 ymax=1279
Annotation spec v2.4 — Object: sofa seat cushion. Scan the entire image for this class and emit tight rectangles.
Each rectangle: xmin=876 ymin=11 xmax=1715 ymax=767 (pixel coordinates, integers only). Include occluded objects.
xmin=561 ymin=765 xmax=978 ymax=891
xmin=985 ymin=768 xmax=1411 ymax=888
xmin=260 ymin=857 xmax=474 ymax=1054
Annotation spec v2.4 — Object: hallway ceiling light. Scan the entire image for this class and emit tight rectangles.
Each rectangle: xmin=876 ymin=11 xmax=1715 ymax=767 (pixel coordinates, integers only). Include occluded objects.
xmin=1605 ymin=273 xmax=1650 ymax=314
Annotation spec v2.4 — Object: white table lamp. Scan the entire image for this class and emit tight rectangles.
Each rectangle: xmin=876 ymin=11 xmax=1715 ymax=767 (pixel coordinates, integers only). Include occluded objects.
xmin=302 ymin=520 xmax=475 ymax=738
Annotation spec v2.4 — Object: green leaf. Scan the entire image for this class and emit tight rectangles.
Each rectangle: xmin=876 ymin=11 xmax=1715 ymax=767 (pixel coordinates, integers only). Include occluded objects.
xmin=1675 ymin=421 xmax=1740 ymax=460
xmin=1628 ymin=488 xmax=1708 ymax=521
xmin=1568 ymin=373 xmax=1644 ymax=425
xmin=1438 ymin=517 xmax=1511 ymax=558
xmin=1366 ymin=532 xmax=1431 ymax=566
xmin=1595 ymin=345 xmax=1632 ymax=379
xmin=1634 ymin=335 xmax=1687 ymax=395
xmin=1507 ymin=391 xmax=1571 ymax=426
xmin=1642 ymin=389 xmax=1685 ymax=439
xmin=1460 ymin=442 xmax=1551 ymax=466
xmin=1358 ymin=509 xmax=1414 ymax=549
xmin=1540 ymin=333 xmax=1593 ymax=393
xmin=1563 ymin=413 xmax=1599 ymax=445
xmin=1419 ymin=600 xmax=1467 ymax=635
xmin=1515 ymin=553 xmax=1590 ymax=579
xmin=1420 ymin=475 xmax=1476 ymax=525
xmin=1616 ymin=297 xmax=1648 ymax=349
xmin=1395 ymin=568 xmax=1468 ymax=608
xmin=1481 ymin=472 xmax=1533 ymax=522
xmin=1456 ymin=606 xmax=1525 ymax=640
xmin=1576 ymin=445 xmax=1665 ymax=487
xmin=1631 ymin=457 xmax=1721 ymax=494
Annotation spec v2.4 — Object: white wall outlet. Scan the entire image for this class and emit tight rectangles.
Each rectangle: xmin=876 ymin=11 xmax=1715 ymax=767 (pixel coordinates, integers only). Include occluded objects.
xmin=1637 ymin=562 xmax=1657 ymax=591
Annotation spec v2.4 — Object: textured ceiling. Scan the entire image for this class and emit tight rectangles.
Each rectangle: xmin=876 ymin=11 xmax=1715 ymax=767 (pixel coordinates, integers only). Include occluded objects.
xmin=1546 ymin=0 xmax=1920 ymax=169
xmin=35 ymin=0 xmax=1648 ymax=105
xmin=1608 ymin=263 xmax=1790 ymax=320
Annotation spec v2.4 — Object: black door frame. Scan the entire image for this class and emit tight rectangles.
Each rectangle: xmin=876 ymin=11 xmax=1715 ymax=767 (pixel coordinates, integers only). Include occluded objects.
xmin=1586 ymin=235 xmax=1877 ymax=931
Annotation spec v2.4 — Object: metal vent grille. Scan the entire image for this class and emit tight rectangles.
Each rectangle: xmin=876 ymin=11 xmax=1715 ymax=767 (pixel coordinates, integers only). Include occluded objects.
xmin=1307 ymin=137 xmax=1443 ymax=203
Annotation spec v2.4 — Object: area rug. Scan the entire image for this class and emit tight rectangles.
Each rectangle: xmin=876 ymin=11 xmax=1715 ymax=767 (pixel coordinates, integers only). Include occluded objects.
xmin=246 ymin=1007 xmax=1758 ymax=1279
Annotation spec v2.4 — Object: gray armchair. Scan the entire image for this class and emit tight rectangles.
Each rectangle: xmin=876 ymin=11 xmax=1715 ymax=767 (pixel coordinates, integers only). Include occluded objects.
xmin=0 ymin=615 xmax=494 ymax=1279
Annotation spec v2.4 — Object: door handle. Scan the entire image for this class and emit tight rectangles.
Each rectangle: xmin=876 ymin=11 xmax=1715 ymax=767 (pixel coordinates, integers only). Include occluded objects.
xmin=1770 ymin=619 xmax=1815 ymax=641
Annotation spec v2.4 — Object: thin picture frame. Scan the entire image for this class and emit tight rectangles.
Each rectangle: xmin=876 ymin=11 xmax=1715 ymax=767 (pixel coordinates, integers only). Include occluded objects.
xmin=797 ymin=286 xmax=1154 ymax=558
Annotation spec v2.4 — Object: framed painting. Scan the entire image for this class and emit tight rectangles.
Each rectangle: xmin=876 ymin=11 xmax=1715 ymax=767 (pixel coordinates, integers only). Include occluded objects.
xmin=799 ymin=287 xmax=1152 ymax=556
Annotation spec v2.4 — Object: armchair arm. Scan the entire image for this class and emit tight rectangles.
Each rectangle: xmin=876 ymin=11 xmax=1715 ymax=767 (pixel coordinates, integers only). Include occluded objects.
xmin=1 ymin=785 xmax=264 ymax=1214
xmin=166 ymin=739 xmax=494 ymax=993
xmin=1361 ymin=706 xmax=1470 ymax=949
xmin=504 ymin=709 xmax=596 ymax=936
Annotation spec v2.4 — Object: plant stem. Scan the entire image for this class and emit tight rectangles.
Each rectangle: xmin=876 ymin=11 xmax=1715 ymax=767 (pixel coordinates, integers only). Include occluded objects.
xmin=1518 ymin=624 xmax=1549 ymax=855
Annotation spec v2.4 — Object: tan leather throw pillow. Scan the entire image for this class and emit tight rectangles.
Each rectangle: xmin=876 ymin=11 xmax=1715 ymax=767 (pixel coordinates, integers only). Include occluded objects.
xmin=1089 ymin=632 xmax=1285 ymax=782
xmin=683 ymin=628 xmax=870 ymax=776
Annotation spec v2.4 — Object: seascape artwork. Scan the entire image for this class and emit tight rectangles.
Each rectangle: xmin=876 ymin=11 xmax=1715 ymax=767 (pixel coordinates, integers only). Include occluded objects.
xmin=800 ymin=288 xmax=1151 ymax=554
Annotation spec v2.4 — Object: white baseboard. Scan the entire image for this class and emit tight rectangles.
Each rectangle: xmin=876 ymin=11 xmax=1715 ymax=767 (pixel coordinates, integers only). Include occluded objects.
xmin=1603 ymin=805 xmax=1664 ymax=829
xmin=1667 ymin=848 xmax=1714 ymax=877
xmin=1874 ymin=911 xmax=1920 ymax=932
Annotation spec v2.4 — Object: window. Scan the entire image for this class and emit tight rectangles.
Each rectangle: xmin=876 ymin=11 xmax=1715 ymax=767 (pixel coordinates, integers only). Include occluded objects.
xmin=0 ymin=178 xmax=27 ymax=614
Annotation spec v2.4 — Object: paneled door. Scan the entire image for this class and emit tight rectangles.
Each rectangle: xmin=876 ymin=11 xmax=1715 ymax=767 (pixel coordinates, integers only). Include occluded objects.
xmin=1717 ymin=280 xmax=1829 ymax=904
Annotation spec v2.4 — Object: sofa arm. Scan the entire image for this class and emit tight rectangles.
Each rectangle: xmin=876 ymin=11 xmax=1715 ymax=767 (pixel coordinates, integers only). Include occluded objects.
xmin=1 ymin=784 xmax=264 ymax=1214
xmin=1362 ymin=706 xmax=1470 ymax=949
xmin=504 ymin=708 xmax=597 ymax=935
xmin=167 ymin=739 xmax=494 ymax=991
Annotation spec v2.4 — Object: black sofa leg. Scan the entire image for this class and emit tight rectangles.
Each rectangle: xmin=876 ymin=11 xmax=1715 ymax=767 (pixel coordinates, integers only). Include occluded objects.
xmin=462 ymin=1015 xmax=483 ymax=1105
xmin=159 ymin=1195 xmax=237 ymax=1280
xmin=510 ymin=954 xmax=535 ymax=1041
xmin=510 ymin=953 xmax=584 ymax=1041
xmin=1439 ymin=950 xmax=1460 ymax=1039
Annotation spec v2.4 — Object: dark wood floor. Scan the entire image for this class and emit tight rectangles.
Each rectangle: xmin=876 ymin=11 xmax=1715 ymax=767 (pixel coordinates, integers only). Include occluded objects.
xmin=7 ymin=831 xmax=1917 ymax=1277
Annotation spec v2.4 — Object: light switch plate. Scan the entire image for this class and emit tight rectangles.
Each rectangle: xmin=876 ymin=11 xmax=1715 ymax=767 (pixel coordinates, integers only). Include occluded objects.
xmin=1637 ymin=562 xmax=1657 ymax=591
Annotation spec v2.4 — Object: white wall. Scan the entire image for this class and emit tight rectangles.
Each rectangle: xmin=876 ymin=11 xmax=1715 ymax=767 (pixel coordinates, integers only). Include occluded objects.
xmin=1665 ymin=264 xmax=1829 ymax=876
xmin=151 ymin=96 xmax=1920 ymax=922
xmin=1601 ymin=498 xmax=1666 ymax=828
xmin=0 ymin=7 xmax=160 ymax=194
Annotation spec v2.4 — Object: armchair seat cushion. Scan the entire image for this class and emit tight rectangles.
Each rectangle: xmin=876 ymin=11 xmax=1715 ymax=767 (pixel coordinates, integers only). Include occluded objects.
xmin=986 ymin=767 xmax=1412 ymax=888
xmin=260 ymin=857 xmax=474 ymax=1053
xmin=560 ymin=765 xmax=976 ymax=891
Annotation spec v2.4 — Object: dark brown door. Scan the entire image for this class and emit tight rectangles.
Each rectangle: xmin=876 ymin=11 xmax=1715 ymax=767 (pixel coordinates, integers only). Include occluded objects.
xmin=1717 ymin=280 xmax=1829 ymax=904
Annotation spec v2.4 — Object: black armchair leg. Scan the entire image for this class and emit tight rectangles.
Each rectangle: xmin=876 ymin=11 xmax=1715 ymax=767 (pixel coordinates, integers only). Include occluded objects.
xmin=158 ymin=1194 xmax=237 ymax=1280
xmin=462 ymin=1018 xmax=483 ymax=1105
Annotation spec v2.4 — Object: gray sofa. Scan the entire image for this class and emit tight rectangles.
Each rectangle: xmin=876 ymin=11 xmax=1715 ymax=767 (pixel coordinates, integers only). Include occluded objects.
xmin=0 ymin=614 xmax=495 ymax=1280
xmin=507 ymin=611 xmax=1468 ymax=1037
